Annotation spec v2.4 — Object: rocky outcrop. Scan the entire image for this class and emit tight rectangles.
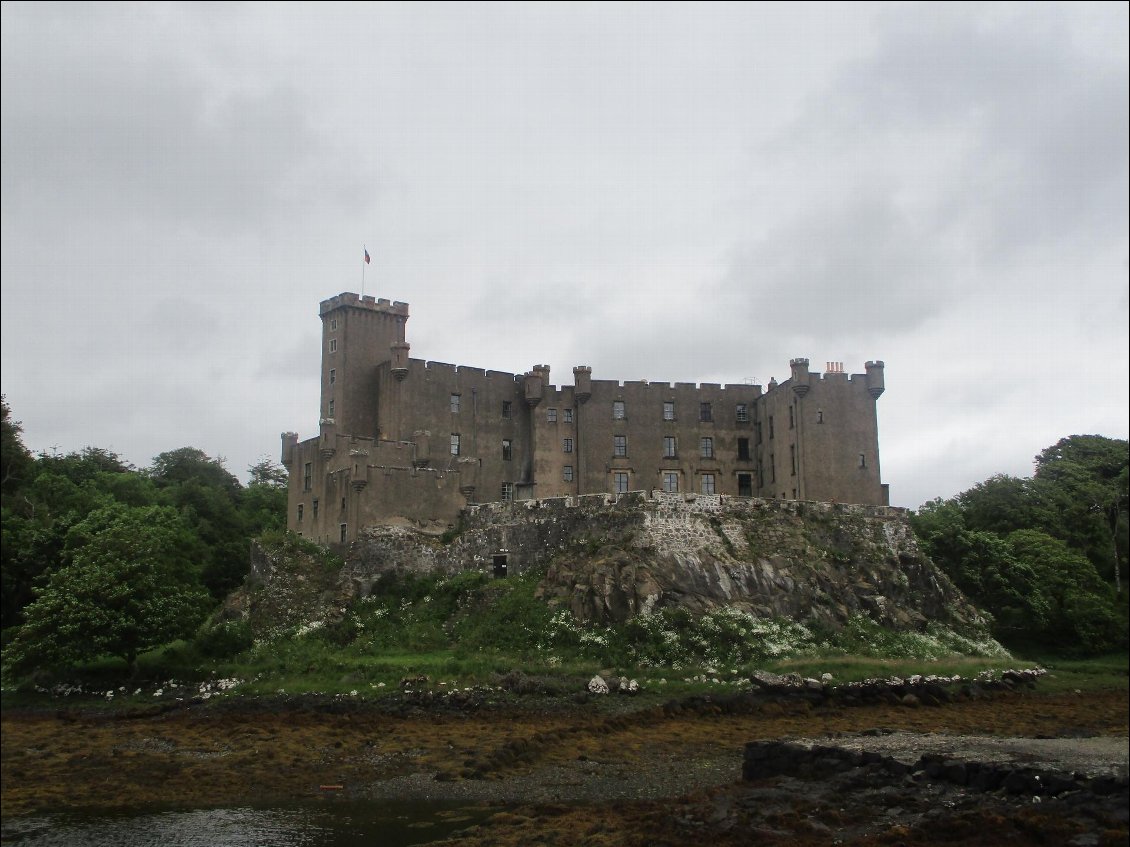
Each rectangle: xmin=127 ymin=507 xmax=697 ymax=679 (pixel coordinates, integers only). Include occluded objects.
xmin=338 ymin=492 xmax=986 ymax=634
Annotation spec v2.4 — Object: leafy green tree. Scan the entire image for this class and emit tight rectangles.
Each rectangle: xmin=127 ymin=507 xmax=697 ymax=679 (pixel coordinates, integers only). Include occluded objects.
xmin=3 ymin=505 xmax=212 ymax=675
xmin=0 ymin=396 xmax=33 ymax=501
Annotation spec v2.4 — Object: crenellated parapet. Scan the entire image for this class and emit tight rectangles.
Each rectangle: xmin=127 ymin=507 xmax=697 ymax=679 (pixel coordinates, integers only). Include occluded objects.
xmin=319 ymin=292 xmax=409 ymax=317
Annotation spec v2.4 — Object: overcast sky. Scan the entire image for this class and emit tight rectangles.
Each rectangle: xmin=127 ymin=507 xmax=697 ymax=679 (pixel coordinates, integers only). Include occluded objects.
xmin=2 ymin=2 xmax=1127 ymax=509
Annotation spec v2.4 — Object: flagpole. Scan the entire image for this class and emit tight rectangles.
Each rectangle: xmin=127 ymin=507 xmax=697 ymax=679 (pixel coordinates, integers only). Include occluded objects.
xmin=361 ymin=246 xmax=367 ymax=298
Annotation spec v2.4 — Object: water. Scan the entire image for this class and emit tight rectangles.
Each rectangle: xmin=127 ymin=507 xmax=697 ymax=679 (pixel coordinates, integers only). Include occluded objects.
xmin=0 ymin=800 xmax=489 ymax=847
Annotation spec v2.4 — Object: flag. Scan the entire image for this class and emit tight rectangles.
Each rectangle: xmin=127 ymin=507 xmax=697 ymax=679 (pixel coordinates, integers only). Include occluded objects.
xmin=364 ymin=248 xmax=371 ymax=264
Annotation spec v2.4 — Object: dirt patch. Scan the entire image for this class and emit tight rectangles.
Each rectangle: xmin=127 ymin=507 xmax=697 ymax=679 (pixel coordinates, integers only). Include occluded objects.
xmin=2 ymin=687 xmax=1127 ymax=845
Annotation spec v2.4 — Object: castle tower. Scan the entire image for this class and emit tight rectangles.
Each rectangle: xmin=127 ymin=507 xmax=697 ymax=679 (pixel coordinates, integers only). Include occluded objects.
xmin=318 ymin=293 xmax=409 ymax=448
xmin=865 ymin=361 xmax=885 ymax=399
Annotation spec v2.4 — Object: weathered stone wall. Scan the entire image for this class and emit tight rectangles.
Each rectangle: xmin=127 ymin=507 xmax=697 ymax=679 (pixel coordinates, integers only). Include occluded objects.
xmin=341 ymin=492 xmax=984 ymax=632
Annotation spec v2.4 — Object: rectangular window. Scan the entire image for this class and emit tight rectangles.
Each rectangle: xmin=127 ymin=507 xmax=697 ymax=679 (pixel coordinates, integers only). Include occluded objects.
xmin=563 ymin=465 xmax=574 ymax=482
xmin=770 ymin=454 xmax=776 ymax=483
xmin=790 ymin=444 xmax=797 ymax=475
xmin=297 ymin=504 xmax=304 ymax=521
xmin=701 ymin=474 xmax=716 ymax=495
xmin=817 ymin=409 xmax=824 ymax=424
xmin=502 ymin=401 xmax=512 ymax=419
xmin=613 ymin=401 xmax=626 ymax=420
xmin=859 ymin=452 xmax=867 ymax=468
xmin=663 ymin=436 xmax=677 ymax=458
xmin=329 ymin=338 xmax=338 ymax=353
xmin=663 ymin=401 xmax=675 ymax=421
xmin=737 ymin=438 xmax=750 ymax=460
xmin=789 ymin=405 xmax=795 ymax=429
xmin=663 ymin=472 xmax=679 ymax=493
xmin=341 ymin=496 xmax=346 ymax=510
xmin=700 ymin=437 xmax=714 ymax=458
xmin=736 ymin=403 xmax=749 ymax=422
xmin=312 ymin=499 xmax=319 ymax=518
xmin=329 ymin=368 xmax=336 ymax=384
xmin=547 ymin=408 xmax=558 ymax=422
xmin=700 ymin=402 xmax=712 ymax=422
xmin=450 ymin=394 xmax=461 ymax=413
xmin=340 ymin=523 xmax=347 ymax=543
xmin=613 ymin=472 xmax=629 ymax=493
xmin=738 ymin=473 xmax=753 ymax=496
xmin=502 ymin=439 xmax=512 ymax=461
xmin=614 ymin=435 xmax=627 ymax=457
xmin=563 ymin=437 xmax=573 ymax=453
xmin=501 ymin=482 xmax=515 ymax=501
xmin=303 ymin=462 xmax=312 ymax=491
xmin=330 ymin=318 xmax=338 ymax=331
xmin=450 ymin=433 xmax=460 ymax=456
xmin=327 ymin=399 xmax=335 ymax=418
xmin=563 ymin=408 xmax=573 ymax=423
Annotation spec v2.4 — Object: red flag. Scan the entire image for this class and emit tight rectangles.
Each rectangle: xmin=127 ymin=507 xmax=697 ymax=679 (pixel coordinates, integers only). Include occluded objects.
xmin=364 ymin=248 xmax=371 ymax=264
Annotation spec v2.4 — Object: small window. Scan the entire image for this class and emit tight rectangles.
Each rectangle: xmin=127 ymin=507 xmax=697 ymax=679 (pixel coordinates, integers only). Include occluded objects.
xmin=330 ymin=318 xmax=338 ymax=331
xmin=700 ymin=437 xmax=714 ymax=459
xmin=327 ymin=399 xmax=335 ymax=418
xmin=859 ymin=453 xmax=866 ymax=468
xmin=312 ymin=499 xmax=319 ymax=518
xmin=450 ymin=394 xmax=461 ymax=413
xmin=341 ymin=496 xmax=346 ymax=510
xmin=613 ymin=401 xmax=626 ymax=420
xmin=701 ymin=474 xmax=716 ymax=495
xmin=329 ymin=338 xmax=338 ymax=353
xmin=563 ymin=408 xmax=573 ymax=423
xmin=501 ymin=482 xmax=515 ymax=501
xmin=700 ymin=402 xmax=712 ymax=422
xmin=303 ymin=462 xmax=312 ymax=491
xmin=770 ymin=454 xmax=776 ymax=483
xmin=738 ymin=473 xmax=753 ymax=496
xmin=663 ymin=401 xmax=675 ymax=421
xmin=547 ymin=408 xmax=558 ymax=423
xmin=502 ymin=439 xmax=512 ymax=461
xmin=663 ymin=436 xmax=677 ymax=458
xmin=737 ymin=438 xmax=750 ymax=461
xmin=663 ymin=472 xmax=679 ymax=493
xmin=789 ymin=405 xmax=795 ymax=429
xmin=502 ymin=401 xmax=512 ymax=419
xmin=563 ymin=437 xmax=574 ymax=453
xmin=614 ymin=435 xmax=627 ymax=457
xmin=329 ymin=368 xmax=336 ymax=385
xmin=340 ymin=523 xmax=348 ymax=543
xmin=297 ymin=504 xmax=304 ymax=521
xmin=450 ymin=433 xmax=461 ymax=456
xmin=613 ymin=471 xmax=630 ymax=493
xmin=790 ymin=444 xmax=797 ymax=475
xmin=563 ymin=465 xmax=574 ymax=482
xmin=736 ymin=403 xmax=748 ymax=422
xmin=817 ymin=409 xmax=824 ymax=424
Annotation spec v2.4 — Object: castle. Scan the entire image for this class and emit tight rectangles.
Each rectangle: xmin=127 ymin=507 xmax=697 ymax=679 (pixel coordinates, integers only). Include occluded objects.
xmin=282 ymin=292 xmax=888 ymax=544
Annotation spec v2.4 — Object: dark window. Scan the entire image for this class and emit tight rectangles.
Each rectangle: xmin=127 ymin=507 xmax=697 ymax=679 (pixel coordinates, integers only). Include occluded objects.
xmin=859 ymin=453 xmax=866 ymax=468
xmin=789 ymin=405 xmax=795 ymax=429
xmin=563 ymin=408 xmax=573 ymax=423
xmin=700 ymin=402 xmax=712 ymax=422
xmin=297 ymin=504 xmax=304 ymax=521
xmin=340 ymin=523 xmax=348 ymax=543
xmin=700 ymin=437 xmax=714 ymax=458
xmin=303 ymin=462 xmax=312 ymax=491
xmin=614 ymin=435 xmax=627 ymax=457
xmin=329 ymin=368 xmax=336 ymax=384
xmin=738 ymin=473 xmax=753 ymax=496
xmin=736 ymin=403 xmax=749 ymax=422
xmin=547 ymin=408 xmax=557 ymax=422
xmin=663 ymin=436 xmax=677 ymax=458
xmin=613 ymin=401 xmax=626 ymax=420
xmin=770 ymin=454 xmax=776 ymax=483
xmin=663 ymin=472 xmax=679 ymax=493
xmin=329 ymin=338 xmax=337 ymax=353
xmin=330 ymin=318 xmax=338 ymax=331
xmin=790 ymin=444 xmax=797 ymax=475
xmin=493 ymin=554 xmax=508 ymax=578
xmin=613 ymin=472 xmax=629 ymax=493
xmin=502 ymin=439 xmax=512 ymax=461
xmin=312 ymin=499 xmax=319 ymax=518
xmin=701 ymin=474 xmax=716 ymax=495
xmin=327 ymin=399 xmax=335 ymax=418
xmin=501 ymin=482 xmax=514 ymax=501
xmin=817 ymin=409 xmax=824 ymax=424
xmin=502 ymin=401 xmax=512 ymax=419
xmin=563 ymin=437 xmax=573 ymax=453
xmin=663 ymin=401 xmax=675 ymax=421
xmin=737 ymin=438 xmax=750 ymax=460
xmin=563 ymin=465 xmax=574 ymax=482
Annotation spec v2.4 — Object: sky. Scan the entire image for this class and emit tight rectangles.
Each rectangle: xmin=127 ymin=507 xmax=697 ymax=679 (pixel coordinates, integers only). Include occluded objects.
xmin=1 ymin=2 xmax=1127 ymax=510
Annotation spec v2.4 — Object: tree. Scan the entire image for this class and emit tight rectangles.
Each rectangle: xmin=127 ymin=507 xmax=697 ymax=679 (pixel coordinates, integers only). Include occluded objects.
xmin=3 ymin=505 xmax=211 ymax=675
xmin=1 ymin=396 xmax=33 ymax=501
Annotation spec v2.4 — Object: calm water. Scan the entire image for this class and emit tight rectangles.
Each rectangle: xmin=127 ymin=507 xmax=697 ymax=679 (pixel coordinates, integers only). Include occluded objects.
xmin=0 ymin=800 xmax=490 ymax=846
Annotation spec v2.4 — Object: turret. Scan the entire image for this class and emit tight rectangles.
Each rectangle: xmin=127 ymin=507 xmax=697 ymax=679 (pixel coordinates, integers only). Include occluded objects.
xmin=865 ymin=360 xmax=885 ymax=399
xmin=524 ymin=364 xmax=549 ymax=407
xmin=280 ymin=432 xmax=299 ymax=467
xmin=573 ymin=365 xmax=592 ymax=404
xmin=789 ymin=358 xmax=811 ymax=398
xmin=391 ymin=341 xmax=410 ymax=380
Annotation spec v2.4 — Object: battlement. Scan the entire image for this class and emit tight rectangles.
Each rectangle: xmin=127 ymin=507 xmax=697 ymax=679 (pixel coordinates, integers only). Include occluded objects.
xmin=405 ymin=358 xmax=521 ymax=381
xmin=319 ymin=292 xmax=410 ymax=317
